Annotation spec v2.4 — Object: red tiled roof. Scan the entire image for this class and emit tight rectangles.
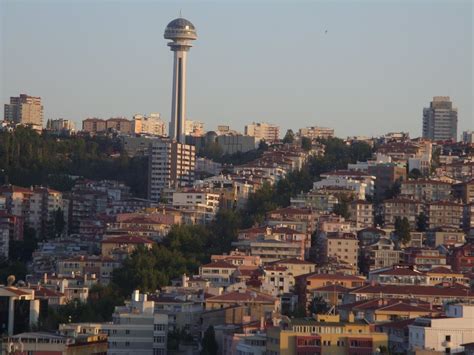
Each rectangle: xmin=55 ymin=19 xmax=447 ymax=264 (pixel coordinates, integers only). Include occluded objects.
xmin=372 ymin=267 xmax=424 ymax=277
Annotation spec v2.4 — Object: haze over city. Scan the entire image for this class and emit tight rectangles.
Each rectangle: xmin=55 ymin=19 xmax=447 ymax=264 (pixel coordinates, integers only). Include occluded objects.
xmin=1 ymin=0 xmax=472 ymax=137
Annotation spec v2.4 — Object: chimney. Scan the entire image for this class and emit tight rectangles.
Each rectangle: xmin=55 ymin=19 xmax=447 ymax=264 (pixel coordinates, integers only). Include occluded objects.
xmin=182 ymin=273 xmax=188 ymax=288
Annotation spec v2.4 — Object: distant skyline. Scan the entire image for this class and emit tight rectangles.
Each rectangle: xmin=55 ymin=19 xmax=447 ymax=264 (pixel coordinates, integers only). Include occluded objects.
xmin=1 ymin=0 xmax=472 ymax=138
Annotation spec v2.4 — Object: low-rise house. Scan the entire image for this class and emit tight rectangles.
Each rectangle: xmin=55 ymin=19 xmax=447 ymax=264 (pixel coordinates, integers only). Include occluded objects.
xmin=447 ymin=242 xmax=474 ymax=273
xmin=199 ymin=260 xmax=238 ymax=287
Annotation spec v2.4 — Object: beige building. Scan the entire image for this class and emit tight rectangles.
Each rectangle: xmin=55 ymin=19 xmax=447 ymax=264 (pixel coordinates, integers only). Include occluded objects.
xmin=426 ymin=201 xmax=464 ymax=229
xmin=28 ymin=187 xmax=63 ymax=236
xmin=244 ymin=122 xmax=280 ymax=142
xmin=132 ymin=113 xmax=166 ymax=136
xmin=106 ymin=117 xmax=132 ymax=134
xmin=57 ymin=255 xmax=121 ymax=284
xmin=347 ymin=200 xmax=373 ymax=229
xmin=298 ymin=126 xmax=335 ymax=140
xmin=82 ymin=118 xmax=106 ymax=134
xmin=401 ymin=179 xmax=452 ymax=202
xmin=4 ymin=94 xmax=43 ymax=131
xmin=318 ymin=232 xmax=359 ymax=267
xmin=148 ymin=138 xmax=196 ymax=201
xmin=383 ymin=198 xmax=424 ymax=228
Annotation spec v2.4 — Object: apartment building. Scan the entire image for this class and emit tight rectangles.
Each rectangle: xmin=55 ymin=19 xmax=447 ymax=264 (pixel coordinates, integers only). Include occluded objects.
xmin=383 ymin=198 xmax=424 ymax=228
xmin=317 ymin=232 xmax=359 ymax=267
xmin=46 ymin=118 xmax=76 ymax=134
xmin=172 ymin=188 xmax=220 ymax=223
xmin=426 ymin=201 xmax=464 ymax=229
xmin=132 ymin=113 xmax=166 ymax=136
xmin=4 ymin=94 xmax=43 ymax=131
xmin=347 ymin=199 xmax=374 ymax=229
xmin=244 ymin=122 xmax=280 ymax=142
xmin=368 ymin=163 xmax=407 ymax=201
xmin=28 ymin=187 xmax=64 ymax=237
xmin=422 ymin=96 xmax=458 ymax=141
xmin=298 ymin=126 xmax=335 ymax=140
xmin=148 ymin=139 xmax=195 ymax=201
xmin=401 ymin=179 xmax=452 ymax=202
xmin=266 ymin=314 xmax=388 ymax=355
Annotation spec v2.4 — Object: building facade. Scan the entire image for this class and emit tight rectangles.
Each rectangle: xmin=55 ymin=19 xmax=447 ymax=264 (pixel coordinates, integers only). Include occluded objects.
xmin=4 ymin=94 xmax=43 ymax=131
xmin=422 ymin=96 xmax=458 ymax=141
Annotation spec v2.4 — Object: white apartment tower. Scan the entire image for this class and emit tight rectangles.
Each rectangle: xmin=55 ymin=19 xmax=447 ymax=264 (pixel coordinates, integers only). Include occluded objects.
xmin=164 ymin=18 xmax=197 ymax=143
xmin=148 ymin=139 xmax=195 ymax=201
xmin=422 ymin=96 xmax=458 ymax=141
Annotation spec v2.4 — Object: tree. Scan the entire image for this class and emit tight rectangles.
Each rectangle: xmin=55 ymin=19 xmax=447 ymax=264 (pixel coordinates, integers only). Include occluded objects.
xmin=283 ymin=129 xmax=295 ymax=144
xmin=408 ymin=168 xmax=422 ymax=180
xmin=308 ymin=295 xmax=329 ymax=315
xmin=385 ymin=180 xmax=402 ymax=199
xmin=301 ymin=137 xmax=312 ymax=151
xmin=53 ymin=208 xmax=66 ymax=238
xmin=416 ymin=212 xmax=428 ymax=232
xmin=201 ymin=325 xmax=218 ymax=355
xmin=394 ymin=216 xmax=411 ymax=245
xmin=333 ymin=200 xmax=349 ymax=219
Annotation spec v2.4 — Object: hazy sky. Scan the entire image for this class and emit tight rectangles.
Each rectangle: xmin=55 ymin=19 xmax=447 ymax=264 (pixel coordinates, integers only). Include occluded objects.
xmin=1 ymin=0 xmax=472 ymax=138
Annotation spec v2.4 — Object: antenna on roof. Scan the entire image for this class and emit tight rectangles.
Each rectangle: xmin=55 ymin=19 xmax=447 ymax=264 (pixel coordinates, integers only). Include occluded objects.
xmin=179 ymin=9 xmax=182 ymax=17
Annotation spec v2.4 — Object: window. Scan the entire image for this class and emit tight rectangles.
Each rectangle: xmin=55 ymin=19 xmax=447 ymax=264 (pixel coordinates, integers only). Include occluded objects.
xmin=445 ymin=335 xmax=451 ymax=342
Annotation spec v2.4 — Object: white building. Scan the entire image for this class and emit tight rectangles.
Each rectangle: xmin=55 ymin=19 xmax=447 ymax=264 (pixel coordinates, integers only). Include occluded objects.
xmin=184 ymin=120 xmax=204 ymax=136
xmin=46 ymin=118 xmax=76 ymax=134
xmin=60 ymin=290 xmax=168 ymax=355
xmin=133 ymin=113 xmax=166 ymax=136
xmin=172 ymin=188 xmax=220 ymax=223
xmin=244 ymin=122 xmax=280 ymax=142
xmin=313 ymin=171 xmax=375 ymax=200
xmin=409 ymin=303 xmax=474 ymax=354
xmin=148 ymin=139 xmax=195 ymax=201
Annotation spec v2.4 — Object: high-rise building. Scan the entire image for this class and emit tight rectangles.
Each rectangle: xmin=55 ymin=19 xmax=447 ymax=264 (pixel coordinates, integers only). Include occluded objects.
xmin=422 ymin=96 xmax=458 ymax=141
xmin=4 ymin=94 xmax=43 ymax=131
xmin=164 ymin=18 xmax=197 ymax=143
xmin=148 ymin=138 xmax=195 ymax=201
xmin=244 ymin=122 xmax=280 ymax=142
xmin=462 ymin=130 xmax=474 ymax=144
xmin=133 ymin=113 xmax=166 ymax=136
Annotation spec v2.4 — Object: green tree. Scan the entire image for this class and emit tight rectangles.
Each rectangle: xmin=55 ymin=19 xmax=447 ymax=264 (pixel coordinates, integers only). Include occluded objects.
xmin=394 ymin=216 xmax=411 ymax=245
xmin=408 ymin=168 xmax=422 ymax=180
xmin=201 ymin=325 xmax=218 ymax=355
xmin=333 ymin=200 xmax=350 ymax=219
xmin=282 ymin=129 xmax=295 ymax=144
xmin=301 ymin=137 xmax=312 ymax=151
xmin=385 ymin=180 xmax=402 ymax=199
xmin=416 ymin=212 xmax=428 ymax=232
xmin=308 ymin=296 xmax=330 ymax=315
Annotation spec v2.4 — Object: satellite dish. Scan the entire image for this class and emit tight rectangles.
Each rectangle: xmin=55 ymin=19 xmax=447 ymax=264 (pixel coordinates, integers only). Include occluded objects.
xmin=7 ymin=275 xmax=15 ymax=286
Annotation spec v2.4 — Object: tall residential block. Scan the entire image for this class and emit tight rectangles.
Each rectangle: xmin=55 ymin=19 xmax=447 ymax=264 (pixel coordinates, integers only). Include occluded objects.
xmin=245 ymin=122 xmax=280 ymax=142
xmin=4 ymin=94 xmax=43 ymax=131
xmin=422 ymin=96 xmax=458 ymax=141
xmin=148 ymin=139 xmax=195 ymax=201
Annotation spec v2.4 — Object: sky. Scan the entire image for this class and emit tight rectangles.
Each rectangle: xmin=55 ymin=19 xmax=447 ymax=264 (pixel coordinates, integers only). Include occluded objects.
xmin=1 ymin=0 xmax=473 ymax=138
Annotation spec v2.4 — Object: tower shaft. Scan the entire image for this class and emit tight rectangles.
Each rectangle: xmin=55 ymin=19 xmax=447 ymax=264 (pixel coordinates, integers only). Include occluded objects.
xmin=170 ymin=49 xmax=188 ymax=143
